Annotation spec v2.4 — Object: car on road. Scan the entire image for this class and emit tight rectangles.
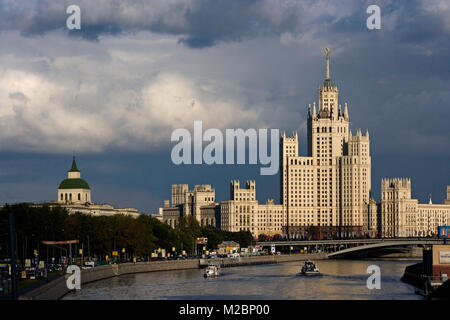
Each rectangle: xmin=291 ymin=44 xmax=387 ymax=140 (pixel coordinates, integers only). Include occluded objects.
xmin=82 ymin=261 xmax=95 ymax=269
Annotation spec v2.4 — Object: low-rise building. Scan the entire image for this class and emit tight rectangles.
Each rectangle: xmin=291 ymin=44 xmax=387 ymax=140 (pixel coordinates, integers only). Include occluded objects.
xmin=379 ymin=178 xmax=450 ymax=237
xmin=161 ymin=184 xmax=218 ymax=227
xmin=54 ymin=157 xmax=141 ymax=218
xmin=160 ymin=180 xmax=286 ymax=237
xmin=217 ymin=241 xmax=240 ymax=255
xmin=60 ymin=202 xmax=141 ymax=218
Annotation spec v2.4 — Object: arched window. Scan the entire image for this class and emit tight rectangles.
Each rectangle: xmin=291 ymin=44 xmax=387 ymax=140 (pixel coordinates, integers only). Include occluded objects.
xmin=65 ymin=193 xmax=67 ymax=201
xmin=60 ymin=194 xmax=63 ymax=200
xmin=78 ymin=193 xmax=81 ymax=200
xmin=69 ymin=194 xmax=72 ymax=201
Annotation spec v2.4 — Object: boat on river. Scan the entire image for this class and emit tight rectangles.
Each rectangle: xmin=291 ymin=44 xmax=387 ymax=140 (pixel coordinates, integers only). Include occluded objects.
xmin=204 ymin=264 xmax=221 ymax=278
xmin=299 ymin=260 xmax=320 ymax=275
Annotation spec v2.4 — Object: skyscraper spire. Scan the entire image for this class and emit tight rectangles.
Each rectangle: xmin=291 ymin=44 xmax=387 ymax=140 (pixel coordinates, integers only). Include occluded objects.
xmin=323 ymin=48 xmax=333 ymax=88
xmin=325 ymin=48 xmax=331 ymax=80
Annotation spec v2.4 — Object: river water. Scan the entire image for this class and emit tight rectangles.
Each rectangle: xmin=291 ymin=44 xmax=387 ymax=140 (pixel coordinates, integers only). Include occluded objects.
xmin=62 ymin=259 xmax=422 ymax=300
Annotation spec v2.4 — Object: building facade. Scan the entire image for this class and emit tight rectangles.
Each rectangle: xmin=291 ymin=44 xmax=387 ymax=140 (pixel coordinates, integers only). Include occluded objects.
xmin=162 ymin=180 xmax=285 ymax=237
xmin=55 ymin=157 xmax=140 ymax=218
xmin=158 ymin=49 xmax=448 ymax=240
xmin=160 ymin=49 xmax=373 ymax=238
xmin=161 ymin=184 xmax=218 ymax=228
xmin=220 ymin=180 xmax=285 ymax=237
xmin=280 ymin=48 xmax=371 ymax=237
xmin=380 ymin=178 xmax=450 ymax=237
xmin=57 ymin=156 xmax=91 ymax=204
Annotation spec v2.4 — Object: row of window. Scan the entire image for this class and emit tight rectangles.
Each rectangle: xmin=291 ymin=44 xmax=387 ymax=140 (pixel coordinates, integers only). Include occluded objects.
xmin=60 ymin=193 xmax=87 ymax=201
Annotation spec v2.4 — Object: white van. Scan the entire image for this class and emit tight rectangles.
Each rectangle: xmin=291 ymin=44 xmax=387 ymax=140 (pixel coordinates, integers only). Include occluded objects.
xmin=82 ymin=261 xmax=95 ymax=269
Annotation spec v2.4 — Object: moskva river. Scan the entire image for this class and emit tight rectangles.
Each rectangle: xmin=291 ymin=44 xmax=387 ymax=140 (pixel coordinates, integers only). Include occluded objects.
xmin=62 ymin=260 xmax=422 ymax=300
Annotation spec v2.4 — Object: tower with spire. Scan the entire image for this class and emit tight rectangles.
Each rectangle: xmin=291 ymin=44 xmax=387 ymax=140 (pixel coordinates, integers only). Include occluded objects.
xmin=280 ymin=48 xmax=372 ymax=238
xmin=57 ymin=156 xmax=91 ymax=204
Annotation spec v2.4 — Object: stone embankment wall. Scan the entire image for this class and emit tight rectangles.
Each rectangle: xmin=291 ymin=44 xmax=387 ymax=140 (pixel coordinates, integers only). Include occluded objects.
xmin=19 ymin=259 xmax=199 ymax=300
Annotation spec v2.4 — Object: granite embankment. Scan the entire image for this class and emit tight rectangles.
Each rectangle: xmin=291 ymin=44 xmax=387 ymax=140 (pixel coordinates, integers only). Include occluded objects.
xmin=19 ymin=253 xmax=326 ymax=300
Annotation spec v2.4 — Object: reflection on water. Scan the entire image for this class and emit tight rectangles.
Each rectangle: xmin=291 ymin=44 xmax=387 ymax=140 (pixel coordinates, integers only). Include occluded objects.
xmin=62 ymin=260 xmax=421 ymax=300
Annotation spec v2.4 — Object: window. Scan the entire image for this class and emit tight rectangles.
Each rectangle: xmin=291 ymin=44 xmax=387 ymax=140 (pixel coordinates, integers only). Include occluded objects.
xmin=78 ymin=193 xmax=81 ymax=200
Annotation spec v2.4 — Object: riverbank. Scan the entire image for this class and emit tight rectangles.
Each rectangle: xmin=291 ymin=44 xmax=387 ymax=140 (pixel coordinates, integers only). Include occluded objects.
xmin=19 ymin=253 xmax=326 ymax=300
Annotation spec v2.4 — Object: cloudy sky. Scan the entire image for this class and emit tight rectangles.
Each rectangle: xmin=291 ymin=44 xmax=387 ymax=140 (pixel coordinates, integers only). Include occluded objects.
xmin=0 ymin=0 xmax=449 ymax=212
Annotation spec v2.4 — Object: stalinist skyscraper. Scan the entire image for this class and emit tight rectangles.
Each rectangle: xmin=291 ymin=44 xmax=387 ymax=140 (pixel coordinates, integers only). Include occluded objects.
xmin=280 ymin=48 xmax=371 ymax=237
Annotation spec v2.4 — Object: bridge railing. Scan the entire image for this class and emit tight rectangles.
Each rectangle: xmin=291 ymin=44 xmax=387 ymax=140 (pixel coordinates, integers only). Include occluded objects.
xmin=256 ymin=237 xmax=445 ymax=246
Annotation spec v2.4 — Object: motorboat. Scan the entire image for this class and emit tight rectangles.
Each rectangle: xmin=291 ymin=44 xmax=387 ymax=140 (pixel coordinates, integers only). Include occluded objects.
xmin=204 ymin=264 xmax=221 ymax=278
xmin=299 ymin=260 xmax=320 ymax=275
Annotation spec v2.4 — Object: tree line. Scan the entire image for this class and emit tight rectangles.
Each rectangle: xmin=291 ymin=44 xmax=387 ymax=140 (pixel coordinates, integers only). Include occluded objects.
xmin=0 ymin=203 xmax=253 ymax=262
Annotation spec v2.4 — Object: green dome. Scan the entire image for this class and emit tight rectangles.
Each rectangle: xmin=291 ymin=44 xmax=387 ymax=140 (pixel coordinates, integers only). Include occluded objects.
xmin=58 ymin=178 xmax=90 ymax=190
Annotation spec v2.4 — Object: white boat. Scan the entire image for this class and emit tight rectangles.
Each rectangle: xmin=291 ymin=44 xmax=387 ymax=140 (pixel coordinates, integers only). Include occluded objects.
xmin=299 ymin=260 xmax=320 ymax=275
xmin=204 ymin=264 xmax=221 ymax=278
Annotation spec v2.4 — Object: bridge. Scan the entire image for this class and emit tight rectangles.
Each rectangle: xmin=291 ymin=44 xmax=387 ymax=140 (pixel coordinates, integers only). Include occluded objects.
xmin=255 ymin=238 xmax=447 ymax=258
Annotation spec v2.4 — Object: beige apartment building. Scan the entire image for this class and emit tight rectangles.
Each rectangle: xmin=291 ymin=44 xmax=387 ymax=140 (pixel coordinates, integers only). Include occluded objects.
xmin=380 ymin=178 xmax=450 ymax=237
xmin=162 ymin=180 xmax=286 ymax=237
xmin=220 ymin=180 xmax=285 ymax=237
xmin=161 ymin=49 xmax=372 ymax=238
xmin=161 ymin=184 xmax=219 ymax=228
xmin=160 ymin=49 xmax=448 ymax=239
xmin=280 ymin=48 xmax=371 ymax=237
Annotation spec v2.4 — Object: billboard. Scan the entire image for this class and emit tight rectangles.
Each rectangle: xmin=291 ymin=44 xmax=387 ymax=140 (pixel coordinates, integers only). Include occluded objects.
xmin=42 ymin=240 xmax=79 ymax=245
xmin=196 ymin=237 xmax=208 ymax=244
xmin=439 ymin=251 xmax=450 ymax=264
xmin=438 ymin=226 xmax=450 ymax=238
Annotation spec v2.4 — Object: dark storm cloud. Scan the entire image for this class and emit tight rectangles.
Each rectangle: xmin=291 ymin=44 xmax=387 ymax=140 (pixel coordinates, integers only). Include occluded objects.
xmin=178 ymin=35 xmax=217 ymax=48
xmin=0 ymin=0 xmax=449 ymax=154
xmin=1 ymin=0 xmax=450 ymax=210
xmin=0 ymin=0 xmax=442 ymax=46
xmin=3 ymin=0 xmax=283 ymax=43
xmin=0 ymin=0 xmax=447 ymax=47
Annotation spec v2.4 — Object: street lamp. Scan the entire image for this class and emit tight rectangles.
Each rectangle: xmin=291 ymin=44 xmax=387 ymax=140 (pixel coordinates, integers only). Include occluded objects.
xmin=87 ymin=234 xmax=91 ymax=262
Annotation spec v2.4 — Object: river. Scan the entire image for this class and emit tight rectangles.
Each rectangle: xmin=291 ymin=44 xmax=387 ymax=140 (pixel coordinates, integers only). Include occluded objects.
xmin=62 ymin=259 xmax=422 ymax=300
